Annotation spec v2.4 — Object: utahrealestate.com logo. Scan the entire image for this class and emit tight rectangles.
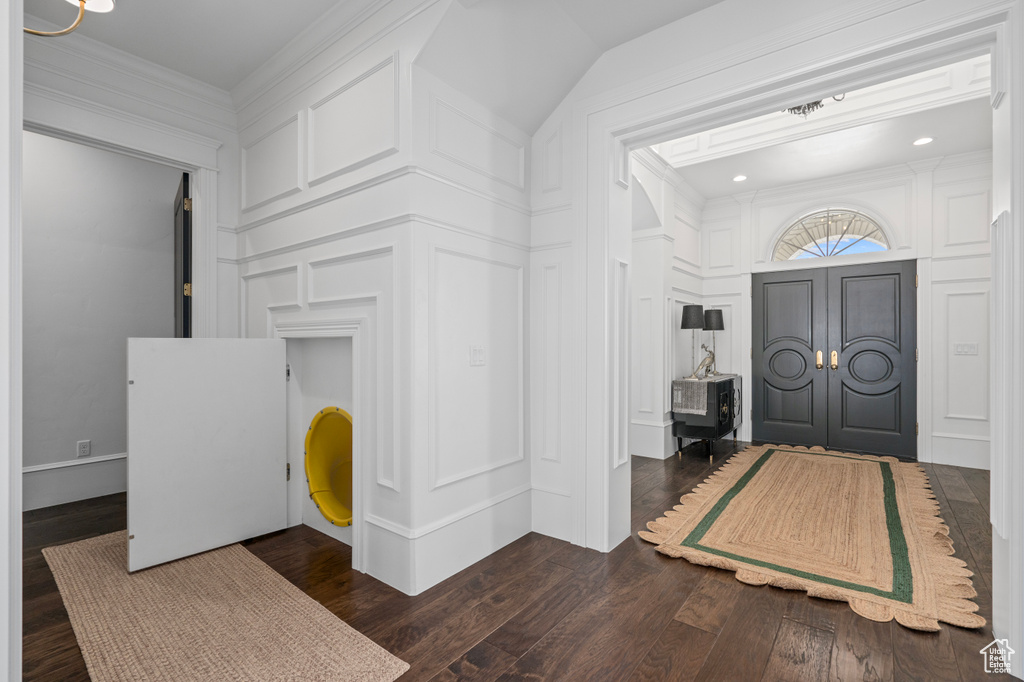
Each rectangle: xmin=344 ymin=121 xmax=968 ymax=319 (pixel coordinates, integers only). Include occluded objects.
xmin=980 ymin=639 xmax=1014 ymax=675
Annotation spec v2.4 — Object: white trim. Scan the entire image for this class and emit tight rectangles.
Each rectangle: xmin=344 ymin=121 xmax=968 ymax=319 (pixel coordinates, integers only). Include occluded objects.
xmin=426 ymin=245 xmax=526 ymax=490
xmin=932 ymin=432 xmax=991 ymax=441
xmin=236 ymin=166 xmax=531 ymax=236
xmin=24 ymin=83 xmax=222 ymax=171
xmin=22 ymin=452 xmax=126 ymax=473
xmin=365 ymin=483 xmax=531 ymax=539
xmin=630 ymin=419 xmax=672 ymax=428
xmin=531 ymin=484 xmax=572 ymax=498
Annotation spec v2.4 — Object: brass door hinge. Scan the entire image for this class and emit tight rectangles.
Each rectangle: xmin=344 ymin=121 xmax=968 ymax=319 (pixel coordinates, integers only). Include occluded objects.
xmin=183 ymin=197 xmax=192 ymax=211
xmin=183 ymin=283 xmax=192 ymax=297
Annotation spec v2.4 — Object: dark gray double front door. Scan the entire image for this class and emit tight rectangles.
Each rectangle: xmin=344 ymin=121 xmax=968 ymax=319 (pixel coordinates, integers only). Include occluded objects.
xmin=752 ymin=260 xmax=917 ymax=459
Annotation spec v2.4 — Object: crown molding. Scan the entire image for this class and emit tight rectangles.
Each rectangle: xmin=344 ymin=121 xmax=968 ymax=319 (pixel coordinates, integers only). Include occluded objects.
xmin=24 ymin=17 xmax=236 ymax=133
xmin=231 ymin=0 xmax=389 ymax=112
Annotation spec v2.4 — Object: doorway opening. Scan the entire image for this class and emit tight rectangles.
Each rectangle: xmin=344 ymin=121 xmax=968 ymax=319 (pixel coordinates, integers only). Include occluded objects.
xmin=21 ymin=131 xmax=186 ymax=511
xmin=285 ymin=337 xmax=357 ymax=548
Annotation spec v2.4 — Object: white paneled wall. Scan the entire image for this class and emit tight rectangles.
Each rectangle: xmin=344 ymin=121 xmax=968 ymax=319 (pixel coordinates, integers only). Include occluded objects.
xmin=231 ymin=1 xmax=534 ymax=594
xmin=690 ymin=152 xmax=992 ymax=468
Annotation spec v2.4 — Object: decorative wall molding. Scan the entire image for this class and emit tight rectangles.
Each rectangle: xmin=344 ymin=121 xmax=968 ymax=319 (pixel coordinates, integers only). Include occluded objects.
xmin=25 ymin=28 xmax=236 ymax=131
xmin=537 ymin=263 xmax=562 ymax=464
xmin=232 ymin=0 xmax=391 ymax=111
xmin=24 ymin=82 xmax=222 ymax=171
xmin=241 ymin=265 xmax=301 ymax=338
xmin=307 ymin=245 xmax=394 ymax=306
xmin=241 ymin=114 xmax=303 ymax=211
xmin=429 ymin=95 xmax=526 ymax=191
xmin=236 ymin=165 xmax=530 ymax=235
xmin=657 ymin=55 xmax=991 ymax=168
xmin=427 ymin=245 xmax=525 ymax=490
xmin=366 ymin=483 xmax=531 ymax=539
xmin=541 ymin=127 xmax=562 ymax=193
xmin=307 ymin=53 xmax=399 ymax=186
xmin=611 ymin=259 xmax=630 ymax=469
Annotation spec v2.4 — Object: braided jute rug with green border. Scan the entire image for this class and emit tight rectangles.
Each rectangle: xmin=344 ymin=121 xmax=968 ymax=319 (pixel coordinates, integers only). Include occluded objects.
xmin=639 ymin=444 xmax=985 ymax=631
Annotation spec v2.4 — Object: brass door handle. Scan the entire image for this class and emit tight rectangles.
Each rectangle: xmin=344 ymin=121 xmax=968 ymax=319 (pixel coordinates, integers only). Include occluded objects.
xmin=830 ymin=350 xmax=838 ymax=370
xmin=816 ymin=350 xmax=823 ymax=370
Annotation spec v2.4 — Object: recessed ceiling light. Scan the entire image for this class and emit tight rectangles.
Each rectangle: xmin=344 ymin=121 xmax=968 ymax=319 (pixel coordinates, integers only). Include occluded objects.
xmin=913 ymin=137 xmax=934 ymax=146
xmin=733 ymin=175 xmax=747 ymax=182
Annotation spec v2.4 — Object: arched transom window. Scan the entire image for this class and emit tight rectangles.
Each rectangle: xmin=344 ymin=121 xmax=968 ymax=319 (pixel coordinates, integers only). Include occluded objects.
xmin=772 ymin=209 xmax=889 ymax=261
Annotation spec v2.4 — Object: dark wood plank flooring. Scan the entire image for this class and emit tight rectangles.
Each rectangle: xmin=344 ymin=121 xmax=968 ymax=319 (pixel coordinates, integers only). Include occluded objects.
xmin=23 ymin=441 xmax=1006 ymax=681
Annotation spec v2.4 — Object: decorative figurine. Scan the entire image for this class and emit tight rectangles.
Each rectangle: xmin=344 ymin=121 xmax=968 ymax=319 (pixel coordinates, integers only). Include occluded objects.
xmin=690 ymin=344 xmax=715 ymax=380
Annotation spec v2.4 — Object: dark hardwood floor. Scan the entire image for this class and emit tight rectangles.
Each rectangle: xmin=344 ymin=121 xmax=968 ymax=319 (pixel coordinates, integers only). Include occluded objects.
xmin=23 ymin=441 xmax=1008 ymax=681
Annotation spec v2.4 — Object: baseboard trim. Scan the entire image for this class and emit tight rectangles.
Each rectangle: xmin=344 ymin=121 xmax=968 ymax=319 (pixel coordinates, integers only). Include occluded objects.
xmin=23 ymin=454 xmax=127 ymax=511
xmin=22 ymin=452 xmax=126 ymax=473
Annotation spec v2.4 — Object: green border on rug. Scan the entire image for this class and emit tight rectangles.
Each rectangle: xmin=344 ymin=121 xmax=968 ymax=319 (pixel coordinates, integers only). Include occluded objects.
xmin=680 ymin=448 xmax=913 ymax=603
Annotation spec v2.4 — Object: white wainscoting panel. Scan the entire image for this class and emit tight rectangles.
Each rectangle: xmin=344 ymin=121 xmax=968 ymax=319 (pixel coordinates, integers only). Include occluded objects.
xmin=242 ymin=266 xmax=301 ymax=338
xmin=307 ymin=55 xmax=399 ymax=186
xmin=933 ymin=180 xmax=991 ymax=257
xmin=635 ymin=296 xmax=653 ymax=414
xmin=242 ymin=115 xmax=302 ymax=211
xmin=307 ymin=245 xmax=393 ymax=306
xmin=541 ymin=127 xmax=562 ymax=193
xmin=932 ymin=281 xmax=991 ymax=445
xmin=431 ymin=97 xmax=525 ymax=190
xmin=535 ymin=263 xmax=562 ymax=463
xmin=673 ymin=211 xmax=701 ymax=271
xmin=429 ymin=247 xmax=524 ymax=489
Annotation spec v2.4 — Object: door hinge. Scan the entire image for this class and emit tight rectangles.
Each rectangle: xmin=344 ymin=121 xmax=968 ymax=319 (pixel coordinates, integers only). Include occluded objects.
xmin=915 ymin=274 xmax=919 ymax=288
xmin=286 ymin=364 xmax=291 ymax=381
xmin=183 ymin=197 xmax=192 ymax=211
xmin=286 ymin=463 xmax=291 ymax=481
xmin=916 ymin=422 xmax=919 ymax=436
xmin=915 ymin=348 xmax=919 ymax=362
xmin=183 ymin=283 xmax=192 ymax=297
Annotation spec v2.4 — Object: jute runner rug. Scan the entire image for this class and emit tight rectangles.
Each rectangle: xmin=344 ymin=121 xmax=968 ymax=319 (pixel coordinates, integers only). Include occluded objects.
xmin=43 ymin=531 xmax=409 ymax=681
xmin=640 ymin=444 xmax=985 ymax=631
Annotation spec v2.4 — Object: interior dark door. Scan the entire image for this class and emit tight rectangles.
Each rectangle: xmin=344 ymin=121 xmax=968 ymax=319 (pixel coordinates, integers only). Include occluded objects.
xmin=174 ymin=173 xmax=191 ymax=338
xmin=827 ymin=261 xmax=916 ymax=457
xmin=752 ymin=269 xmax=828 ymax=447
xmin=752 ymin=260 xmax=917 ymax=459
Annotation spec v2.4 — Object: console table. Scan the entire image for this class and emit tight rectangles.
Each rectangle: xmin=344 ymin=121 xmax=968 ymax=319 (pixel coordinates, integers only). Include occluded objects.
xmin=671 ymin=374 xmax=742 ymax=462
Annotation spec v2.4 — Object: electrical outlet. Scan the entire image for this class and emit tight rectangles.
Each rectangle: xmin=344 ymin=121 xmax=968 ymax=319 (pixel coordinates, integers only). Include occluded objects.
xmin=76 ymin=440 xmax=91 ymax=458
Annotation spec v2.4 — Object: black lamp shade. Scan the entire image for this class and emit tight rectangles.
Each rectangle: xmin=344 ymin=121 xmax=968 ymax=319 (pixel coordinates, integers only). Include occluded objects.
xmin=681 ymin=304 xmax=704 ymax=329
xmin=704 ymin=308 xmax=724 ymax=331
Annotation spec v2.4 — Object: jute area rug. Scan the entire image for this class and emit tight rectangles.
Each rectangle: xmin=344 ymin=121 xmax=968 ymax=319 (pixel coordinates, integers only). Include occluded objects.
xmin=43 ymin=531 xmax=409 ymax=681
xmin=640 ymin=444 xmax=985 ymax=631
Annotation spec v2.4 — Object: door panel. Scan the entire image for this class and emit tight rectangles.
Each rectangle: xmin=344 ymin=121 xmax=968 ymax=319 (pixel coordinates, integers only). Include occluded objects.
xmin=752 ymin=270 xmax=828 ymax=446
xmin=174 ymin=173 xmax=191 ymax=338
xmin=827 ymin=261 xmax=916 ymax=457
xmin=127 ymin=338 xmax=287 ymax=572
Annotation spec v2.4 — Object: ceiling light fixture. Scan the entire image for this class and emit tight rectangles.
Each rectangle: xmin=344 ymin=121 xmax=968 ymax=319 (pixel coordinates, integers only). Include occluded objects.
xmin=733 ymin=175 xmax=747 ymax=182
xmin=25 ymin=0 xmax=115 ymax=38
xmin=785 ymin=94 xmax=846 ymax=119
xmin=913 ymin=137 xmax=934 ymax=146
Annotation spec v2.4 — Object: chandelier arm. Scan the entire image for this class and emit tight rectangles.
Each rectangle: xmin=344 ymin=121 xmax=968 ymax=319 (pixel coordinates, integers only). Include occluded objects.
xmin=25 ymin=0 xmax=86 ymax=37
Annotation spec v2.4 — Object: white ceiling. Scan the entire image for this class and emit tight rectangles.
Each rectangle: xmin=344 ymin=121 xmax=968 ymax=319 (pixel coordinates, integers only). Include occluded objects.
xmin=419 ymin=0 xmax=727 ymax=133
xmin=23 ymin=0 xmax=344 ymax=91
xmin=672 ymin=98 xmax=993 ymax=200
xmin=25 ymin=0 xmax=727 ymax=131
xmin=552 ymin=0 xmax=723 ymax=51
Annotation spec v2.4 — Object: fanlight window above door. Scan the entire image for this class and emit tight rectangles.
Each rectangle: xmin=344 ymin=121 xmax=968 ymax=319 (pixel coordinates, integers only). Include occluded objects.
xmin=772 ymin=209 xmax=889 ymax=261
